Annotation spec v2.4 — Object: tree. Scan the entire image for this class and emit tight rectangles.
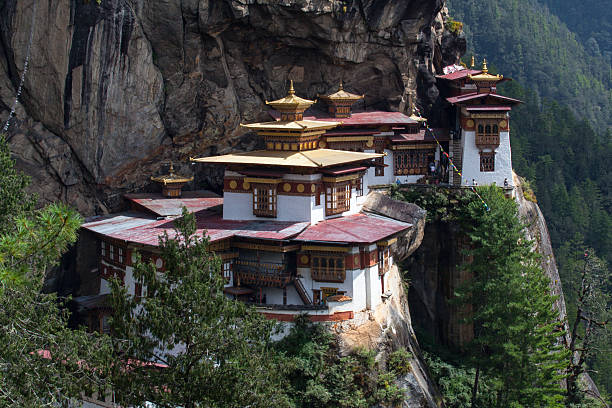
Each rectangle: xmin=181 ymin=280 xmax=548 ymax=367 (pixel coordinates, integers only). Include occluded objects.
xmin=109 ymin=208 xmax=290 ymax=408
xmin=0 ymin=134 xmax=112 ymax=406
xmin=565 ymin=250 xmax=611 ymax=405
xmin=455 ymin=186 xmax=567 ymax=407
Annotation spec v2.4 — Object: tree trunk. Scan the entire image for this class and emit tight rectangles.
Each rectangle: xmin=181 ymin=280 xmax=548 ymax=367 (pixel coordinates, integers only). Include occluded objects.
xmin=471 ymin=364 xmax=480 ymax=407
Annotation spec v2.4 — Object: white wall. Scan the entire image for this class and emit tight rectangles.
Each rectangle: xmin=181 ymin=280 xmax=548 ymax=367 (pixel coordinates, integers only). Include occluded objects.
xmin=460 ymin=129 xmax=513 ymax=187
xmin=364 ymin=148 xmax=395 ymax=188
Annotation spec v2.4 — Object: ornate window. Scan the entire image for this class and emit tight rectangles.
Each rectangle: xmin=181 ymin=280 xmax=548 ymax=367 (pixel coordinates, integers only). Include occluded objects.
xmin=252 ymin=183 xmax=277 ymax=217
xmin=476 ymin=120 xmax=500 ymax=147
xmin=480 ymin=152 xmax=495 ymax=172
xmin=311 ymin=253 xmax=346 ymax=282
xmin=375 ymin=150 xmax=385 ymax=176
xmin=378 ymin=247 xmax=390 ymax=274
xmin=222 ymin=261 xmax=232 ymax=283
xmin=355 ymin=176 xmax=364 ymax=197
xmin=100 ymin=241 xmax=106 ymax=257
xmin=393 ymin=149 xmax=434 ymax=175
xmin=325 ymin=182 xmax=351 ymax=216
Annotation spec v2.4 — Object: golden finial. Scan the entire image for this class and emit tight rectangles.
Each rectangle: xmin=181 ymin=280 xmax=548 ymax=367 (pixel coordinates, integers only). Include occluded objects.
xmin=482 ymin=58 xmax=488 ymax=74
xmin=470 ymin=55 xmax=475 ymax=68
xmin=288 ymin=80 xmax=295 ymax=95
xmin=339 ymin=81 xmax=344 ymax=91
xmin=168 ymin=161 xmax=175 ymax=176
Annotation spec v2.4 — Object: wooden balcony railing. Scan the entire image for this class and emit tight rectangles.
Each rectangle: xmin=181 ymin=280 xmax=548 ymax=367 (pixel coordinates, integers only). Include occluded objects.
xmin=475 ymin=134 xmax=500 ymax=147
xmin=311 ymin=267 xmax=346 ymax=283
xmin=233 ymin=260 xmax=292 ymax=288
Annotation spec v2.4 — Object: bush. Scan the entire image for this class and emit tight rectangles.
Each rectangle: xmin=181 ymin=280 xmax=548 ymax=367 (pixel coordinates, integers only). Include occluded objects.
xmin=387 ymin=348 xmax=413 ymax=376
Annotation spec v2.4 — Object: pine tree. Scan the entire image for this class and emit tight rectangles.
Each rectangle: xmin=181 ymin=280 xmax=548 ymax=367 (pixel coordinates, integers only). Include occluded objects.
xmin=455 ymin=186 xmax=568 ymax=407
xmin=0 ymin=134 xmax=112 ymax=406
xmin=109 ymin=208 xmax=290 ymax=408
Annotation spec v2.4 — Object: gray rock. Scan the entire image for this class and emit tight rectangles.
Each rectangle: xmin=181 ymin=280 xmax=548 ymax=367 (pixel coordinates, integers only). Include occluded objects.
xmin=0 ymin=0 xmax=462 ymax=215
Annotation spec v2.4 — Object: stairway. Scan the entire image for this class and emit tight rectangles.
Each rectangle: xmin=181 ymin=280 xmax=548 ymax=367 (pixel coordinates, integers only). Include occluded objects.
xmin=293 ymin=277 xmax=312 ymax=305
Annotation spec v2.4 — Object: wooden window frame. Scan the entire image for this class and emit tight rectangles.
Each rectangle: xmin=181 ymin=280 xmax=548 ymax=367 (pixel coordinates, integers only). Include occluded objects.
xmin=480 ymin=152 xmax=495 ymax=172
xmin=476 ymin=120 xmax=500 ymax=147
xmin=378 ymin=247 xmax=390 ymax=274
xmin=325 ymin=181 xmax=351 ymax=216
xmin=311 ymin=253 xmax=346 ymax=282
xmin=222 ymin=261 xmax=232 ymax=283
xmin=393 ymin=149 xmax=434 ymax=176
xmin=375 ymin=149 xmax=384 ymax=176
xmin=355 ymin=176 xmax=364 ymax=197
xmin=252 ymin=183 xmax=277 ymax=218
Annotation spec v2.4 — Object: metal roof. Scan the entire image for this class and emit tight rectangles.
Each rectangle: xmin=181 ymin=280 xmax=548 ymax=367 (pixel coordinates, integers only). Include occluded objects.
xmin=125 ymin=191 xmax=223 ymax=217
xmin=436 ymin=69 xmax=482 ymax=81
xmin=82 ymin=210 xmax=309 ymax=247
xmin=465 ymin=106 xmax=512 ymax=112
xmin=446 ymin=92 xmax=522 ymax=105
xmin=294 ymin=213 xmax=411 ymax=244
xmin=191 ymin=149 xmax=383 ymax=168
xmin=391 ymin=128 xmax=450 ymax=143
xmin=241 ymin=119 xmax=339 ymax=131
xmin=304 ymin=111 xmax=417 ymax=126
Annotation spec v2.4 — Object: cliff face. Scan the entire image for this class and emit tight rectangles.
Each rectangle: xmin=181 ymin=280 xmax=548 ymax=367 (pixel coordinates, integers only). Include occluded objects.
xmin=0 ymin=0 xmax=464 ymax=215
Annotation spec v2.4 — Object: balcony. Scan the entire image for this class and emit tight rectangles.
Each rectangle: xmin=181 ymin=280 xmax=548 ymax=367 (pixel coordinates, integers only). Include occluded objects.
xmin=311 ymin=267 xmax=346 ymax=283
xmin=475 ymin=134 xmax=500 ymax=148
xmin=233 ymin=260 xmax=292 ymax=288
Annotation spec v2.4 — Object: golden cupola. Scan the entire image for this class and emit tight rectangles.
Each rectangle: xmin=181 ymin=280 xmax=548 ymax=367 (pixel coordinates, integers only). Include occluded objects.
xmin=319 ymin=81 xmax=364 ymax=118
xmin=151 ymin=162 xmax=193 ymax=198
xmin=241 ymin=80 xmax=339 ymax=152
xmin=468 ymin=59 xmax=503 ymax=93
xmin=265 ymin=80 xmax=316 ymax=121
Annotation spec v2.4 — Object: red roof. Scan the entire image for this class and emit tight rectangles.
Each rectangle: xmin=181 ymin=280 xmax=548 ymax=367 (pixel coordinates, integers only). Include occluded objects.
xmin=82 ymin=211 xmax=309 ymax=246
xmin=125 ymin=191 xmax=223 ymax=217
xmin=269 ymin=110 xmax=416 ymax=126
xmin=446 ymin=92 xmax=522 ymax=105
xmin=436 ymin=69 xmax=481 ymax=81
xmin=465 ymin=106 xmax=512 ymax=112
xmin=295 ymin=213 xmax=411 ymax=244
xmin=391 ymin=128 xmax=450 ymax=143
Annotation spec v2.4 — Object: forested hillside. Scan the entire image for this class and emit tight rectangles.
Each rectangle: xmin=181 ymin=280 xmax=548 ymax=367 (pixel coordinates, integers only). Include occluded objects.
xmin=448 ymin=0 xmax=612 ymax=398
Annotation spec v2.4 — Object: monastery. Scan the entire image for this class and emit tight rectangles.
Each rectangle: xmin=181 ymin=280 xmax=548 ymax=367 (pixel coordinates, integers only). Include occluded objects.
xmin=74 ymin=60 xmax=521 ymax=333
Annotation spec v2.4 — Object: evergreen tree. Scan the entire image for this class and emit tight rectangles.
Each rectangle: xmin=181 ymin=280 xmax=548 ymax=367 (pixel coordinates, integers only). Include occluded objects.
xmin=0 ymin=134 xmax=112 ymax=406
xmin=455 ymin=186 xmax=568 ymax=407
xmin=109 ymin=208 xmax=290 ymax=408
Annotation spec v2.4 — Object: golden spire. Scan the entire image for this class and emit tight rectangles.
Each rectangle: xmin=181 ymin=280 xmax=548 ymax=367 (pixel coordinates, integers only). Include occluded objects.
xmin=288 ymin=79 xmax=295 ymax=95
xmin=482 ymin=58 xmax=488 ymax=74
xmin=470 ymin=55 xmax=475 ymax=68
xmin=339 ymin=81 xmax=344 ymax=91
xmin=168 ymin=161 xmax=175 ymax=176
xmin=151 ymin=161 xmax=193 ymax=197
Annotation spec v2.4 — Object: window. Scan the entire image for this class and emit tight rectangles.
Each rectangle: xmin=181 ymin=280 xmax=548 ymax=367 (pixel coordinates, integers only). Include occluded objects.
xmin=253 ymin=183 xmax=277 ymax=217
xmin=378 ymin=247 xmax=390 ymax=274
xmin=313 ymin=290 xmax=321 ymax=305
xmin=355 ymin=176 xmax=363 ymax=197
xmin=393 ymin=149 xmax=434 ymax=175
xmin=480 ymin=152 xmax=495 ymax=172
xmin=476 ymin=120 xmax=500 ymax=147
xmin=109 ymin=244 xmax=114 ymax=260
xmin=325 ymin=182 xmax=351 ymax=216
xmin=222 ymin=261 xmax=232 ymax=283
xmin=118 ymin=248 xmax=124 ymax=264
xmin=100 ymin=314 xmax=110 ymax=334
xmin=100 ymin=241 xmax=106 ymax=257
xmin=375 ymin=150 xmax=385 ymax=176
xmin=311 ymin=253 xmax=346 ymax=282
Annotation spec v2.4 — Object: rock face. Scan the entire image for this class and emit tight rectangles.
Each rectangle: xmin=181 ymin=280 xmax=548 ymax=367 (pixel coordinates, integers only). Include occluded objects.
xmin=0 ymin=0 xmax=463 ymax=215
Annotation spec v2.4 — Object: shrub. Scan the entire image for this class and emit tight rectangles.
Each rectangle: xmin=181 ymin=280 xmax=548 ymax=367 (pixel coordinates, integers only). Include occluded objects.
xmin=387 ymin=348 xmax=413 ymax=377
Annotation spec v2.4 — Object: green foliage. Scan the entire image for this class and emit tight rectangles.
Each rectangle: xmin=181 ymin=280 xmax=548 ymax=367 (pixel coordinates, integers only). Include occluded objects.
xmin=0 ymin=135 xmax=112 ymax=406
xmin=274 ymin=315 xmax=405 ymax=408
xmin=387 ymin=348 xmax=412 ymax=376
xmin=454 ymin=186 xmax=568 ymax=407
xmin=445 ymin=17 xmax=464 ymax=34
xmin=109 ymin=208 xmax=287 ymax=408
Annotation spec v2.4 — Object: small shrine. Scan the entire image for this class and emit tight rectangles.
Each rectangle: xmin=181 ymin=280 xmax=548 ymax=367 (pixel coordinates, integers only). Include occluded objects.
xmin=150 ymin=162 xmax=193 ymax=197
xmin=318 ymin=81 xmax=364 ymax=118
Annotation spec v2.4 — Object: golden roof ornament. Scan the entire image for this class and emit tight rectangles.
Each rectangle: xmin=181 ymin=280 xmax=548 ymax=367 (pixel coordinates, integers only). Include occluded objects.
xmin=467 ymin=58 xmax=503 ymax=85
xmin=319 ymin=81 xmax=364 ymax=103
xmin=408 ymin=107 xmax=427 ymax=123
xmin=470 ymin=55 xmax=475 ymax=68
xmin=265 ymin=80 xmax=316 ymax=121
xmin=151 ymin=161 xmax=193 ymax=197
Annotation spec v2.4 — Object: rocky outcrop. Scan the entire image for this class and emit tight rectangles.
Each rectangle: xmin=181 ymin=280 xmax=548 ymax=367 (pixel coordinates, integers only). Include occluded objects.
xmin=0 ymin=0 xmax=463 ymax=215
xmin=362 ymin=192 xmax=427 ymax=260
xmin=335 ymin=265 xmax=443 ymax=408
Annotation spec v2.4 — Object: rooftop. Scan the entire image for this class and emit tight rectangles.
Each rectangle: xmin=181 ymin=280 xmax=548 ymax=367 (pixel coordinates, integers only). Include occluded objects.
xmin=390 ymin=128 xmax=450 ymax=143
xmin=191 ymin=149 xmax=383 ymax=169
xmin=446 ymin=92 xmax=522 ymax=105
xmin=82 ymin=210 xmax=310 ymax=246
xmin=294 ymin=213 xmax=411 ymax=244
xmin=125 ymin=191 xmax=223 ymax=217
xmin=240 ymin=119 xmax=339 ymax=131
xmin=270 ymin=110 xmax=417 ymax=126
